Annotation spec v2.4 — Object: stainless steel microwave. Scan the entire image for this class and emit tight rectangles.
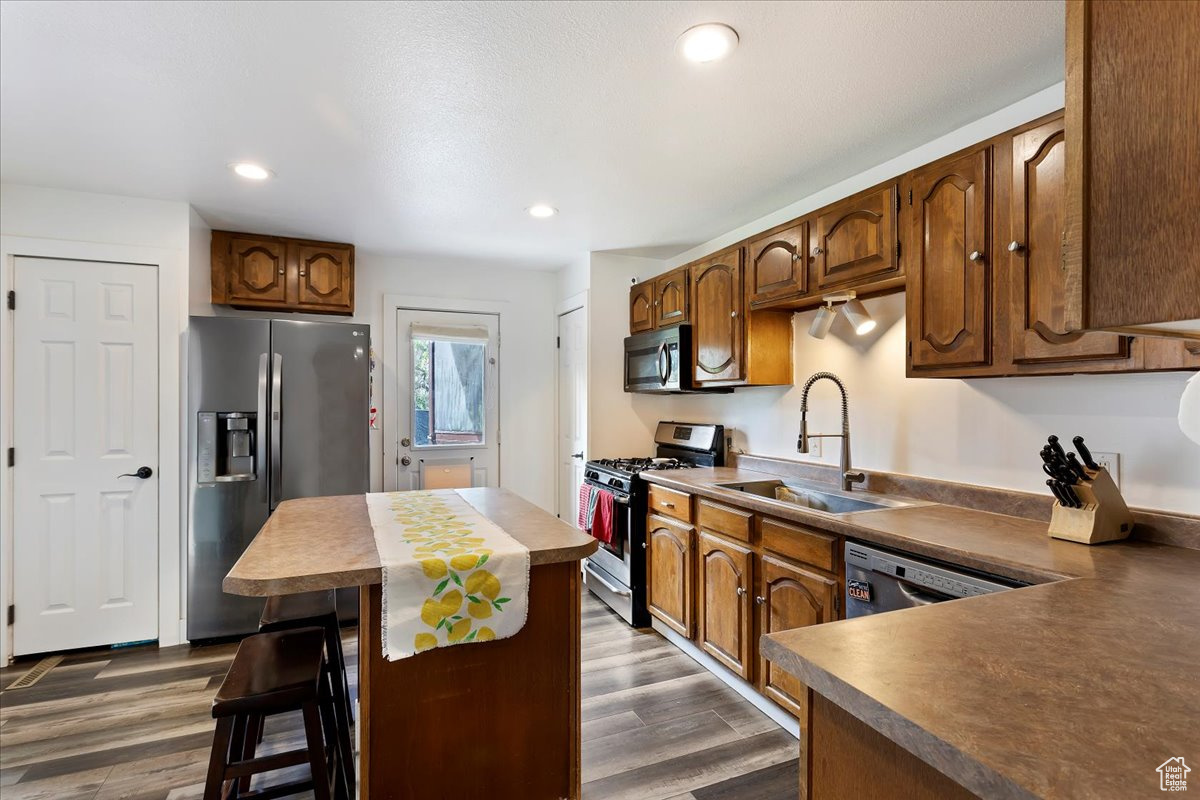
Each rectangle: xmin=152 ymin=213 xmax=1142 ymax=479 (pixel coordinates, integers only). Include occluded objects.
xmin=624 ymin=325 xmax=730 ymax=394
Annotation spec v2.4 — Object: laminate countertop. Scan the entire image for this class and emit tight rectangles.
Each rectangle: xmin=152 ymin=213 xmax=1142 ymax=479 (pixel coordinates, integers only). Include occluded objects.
xmin=223 ymin=488 xmax=597 ymax=597
xmin=642 ymin=466 xmax=1200 ymax=799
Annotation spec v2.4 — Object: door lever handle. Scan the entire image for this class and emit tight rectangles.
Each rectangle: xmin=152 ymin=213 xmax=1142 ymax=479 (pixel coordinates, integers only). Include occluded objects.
xmin=118 ymin=466 xmax=154 ymax=479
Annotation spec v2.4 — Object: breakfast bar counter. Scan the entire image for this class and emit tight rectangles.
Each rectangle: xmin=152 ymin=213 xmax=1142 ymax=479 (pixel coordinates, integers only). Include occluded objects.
xmin=224 ymin=488 xmax=598 ymax=800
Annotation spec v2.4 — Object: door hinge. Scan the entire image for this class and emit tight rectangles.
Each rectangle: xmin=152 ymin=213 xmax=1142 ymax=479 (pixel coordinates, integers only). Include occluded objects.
xmin=6 ymin=290 xmax=14 ymax=310
xmin=895 ymin=191 xmax=901 ymax=212
xmin=6 ymin=448 xmax=13 ymax=468
xmin=908 ymin=189 xmax=913 ymax=206
xmin=896 ymin=241 xmax=902 ymax=260
xmin=556 ymin=335 xmax=560 ymax=349
xmin=907 ymin=341 xmax=913 ymax=357
xmin=6 ymin=605 xmax=13 ymax=626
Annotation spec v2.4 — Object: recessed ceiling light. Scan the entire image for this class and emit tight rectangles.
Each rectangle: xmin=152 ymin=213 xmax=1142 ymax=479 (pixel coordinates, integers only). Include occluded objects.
xmin=676 ymin=23 xmax=739 ymax=64
xmin=230 ymin=162 xmax=272 ymax=180
xmin=527 ymin=204 xmax=557 ymax=218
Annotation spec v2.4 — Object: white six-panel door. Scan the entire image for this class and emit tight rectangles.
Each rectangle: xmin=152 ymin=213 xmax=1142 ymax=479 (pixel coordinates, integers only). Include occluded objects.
xmin=13 ymin=257 xmax=159 ymax=655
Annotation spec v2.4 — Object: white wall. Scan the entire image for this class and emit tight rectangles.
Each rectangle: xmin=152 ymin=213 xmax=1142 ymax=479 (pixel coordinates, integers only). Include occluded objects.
xmin=586 ymin=83 xmax=1200 ymax=515
xmin=0 ymin=183 xmax=191 ymax=664
xmin=190 ymin=251 xmax=560 ymax=512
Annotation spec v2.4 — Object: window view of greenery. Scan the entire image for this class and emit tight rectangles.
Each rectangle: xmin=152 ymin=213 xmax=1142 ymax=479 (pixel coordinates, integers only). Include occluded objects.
xmin=412 ymin=338 xmax=486 ymax=446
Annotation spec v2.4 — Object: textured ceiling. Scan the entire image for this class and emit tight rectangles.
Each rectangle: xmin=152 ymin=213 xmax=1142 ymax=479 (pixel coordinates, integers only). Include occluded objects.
xmin=0 ymin=1 xmax=1064 ymax=268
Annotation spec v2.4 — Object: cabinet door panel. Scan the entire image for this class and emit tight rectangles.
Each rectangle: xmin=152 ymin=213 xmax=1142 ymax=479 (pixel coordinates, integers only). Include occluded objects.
xmin=630 ymin=280 xmax=655 ymax=334
xmin=692 ymin=251 xmax=744 ymax=383
xmin=1010 ymin=120 xmax=1128 ymax=364
xmin=910 ymin=148 xmax=991 ymax=369
xmin=647 ymin=515 xmax=693 ymax=637
xmin=655 ymin=267 xmax=689 ymax=327
xmin=815 ymin=185 xmax=899 ymax=289
xmin=759 ymin=556 xmax=837 ymax=717
xmin=228 ymin=237 xmax=288 ymax=306
xmin=748 ymin=222 xmax=807 ymax=307
xmin=296 ymin=244 xmax=354 ymax=312
xmin=697 ymin=532 xmax=753 ymax=679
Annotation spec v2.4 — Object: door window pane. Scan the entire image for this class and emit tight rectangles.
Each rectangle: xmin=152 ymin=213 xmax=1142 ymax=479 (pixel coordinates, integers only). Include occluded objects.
xmin=412 ymin=337 xmax=486 ymax=446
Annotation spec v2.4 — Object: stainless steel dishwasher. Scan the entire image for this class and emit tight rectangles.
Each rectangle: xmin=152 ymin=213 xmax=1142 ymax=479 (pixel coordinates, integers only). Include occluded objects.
xmin=844 ymin=541 xmax=1019 ymax=617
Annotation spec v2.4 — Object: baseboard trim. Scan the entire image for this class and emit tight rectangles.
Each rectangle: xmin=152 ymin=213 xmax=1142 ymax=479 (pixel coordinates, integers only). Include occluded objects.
xmin=652 ymin=619 xmax=801 ymax=739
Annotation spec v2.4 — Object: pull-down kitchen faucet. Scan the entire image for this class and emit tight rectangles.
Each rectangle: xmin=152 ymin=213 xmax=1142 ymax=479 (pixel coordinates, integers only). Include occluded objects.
xmin=797 ymin=371 xmax=866 ymax=492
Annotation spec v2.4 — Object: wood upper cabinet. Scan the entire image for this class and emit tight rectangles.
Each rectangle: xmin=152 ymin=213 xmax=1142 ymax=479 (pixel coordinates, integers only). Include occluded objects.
xmin=224 ymin=236 xmax=289 ymax=308
xmin=697 ymin=532 xmax=754 ymax=679
xmin=629 ymin=280 xmax=655 ymax=334
xmin=814 ymin=184 xmax=899 ymax=290
xmin=212 ymin=230 xmax=355 ymax=315
xmin=747 ymin=221 xmax=808 ymax=308
xmin=296 ymin=243 xmax=354 ymax=313
xmin=1063 ymin=0 xmax=1200 ymax=338
xmin=691 ymin=248 xmax=744 ymax=383
xmin=655 ymin=267 xmax=690 ymax=327
xmin=1009 ymin=117 xmax=1128 ymax=365
xmin=757 ymin=555 xmax=837 ymax=717
xmin=646 ymin=514 xmax=694 ymax=637
xmin=908 ymin=147 xmax=992 ymax=370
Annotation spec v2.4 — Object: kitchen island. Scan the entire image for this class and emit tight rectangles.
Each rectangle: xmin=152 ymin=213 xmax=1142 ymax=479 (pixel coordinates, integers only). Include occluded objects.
xmin=224 ymin=488 xmax=598 ymax=800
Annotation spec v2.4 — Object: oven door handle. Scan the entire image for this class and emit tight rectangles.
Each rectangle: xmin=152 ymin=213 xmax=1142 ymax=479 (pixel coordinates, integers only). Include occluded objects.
xmin=586 ymin=564 xmax=632 ymax=597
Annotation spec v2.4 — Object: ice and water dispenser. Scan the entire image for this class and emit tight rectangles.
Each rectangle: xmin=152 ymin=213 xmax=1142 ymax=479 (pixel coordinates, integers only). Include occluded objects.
xmin=197 ymin=411 xmax=258 ymax=483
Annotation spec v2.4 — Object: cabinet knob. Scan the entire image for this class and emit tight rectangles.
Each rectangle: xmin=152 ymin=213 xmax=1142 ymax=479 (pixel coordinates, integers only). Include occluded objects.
xmin=736 ymin=586 xmax=746 ymax=598
xmin=278 ymin=268 xmax=285 ymax=275
xmin=641 ymin=541 xmax=648 ymax=549
xmin=299 ymin=269 xmax=306 ymax=276
xmin=755 ymin=595 xmax=765 ymax=605
xmin=730 ymin=311 xmax=738 ymax=318
xmin=791 ymin=252 xmax=802 ymax=262
xmin=812 ymin=246 xmax=823 ymax=256
xmin=1008 ymin=241 xmax=1024 ymax=253
xmin=969 ymin=250 xmax=985 ymax=263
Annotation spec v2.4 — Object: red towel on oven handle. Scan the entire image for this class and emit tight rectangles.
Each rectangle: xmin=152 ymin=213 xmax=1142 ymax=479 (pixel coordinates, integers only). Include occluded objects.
xmin=591 ymin=488 xmax=615 ymax=545
xmin=577 ymin=482 xmax=593 ymax=530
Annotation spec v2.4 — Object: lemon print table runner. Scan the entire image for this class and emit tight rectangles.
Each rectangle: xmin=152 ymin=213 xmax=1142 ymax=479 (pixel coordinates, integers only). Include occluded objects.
xmin=366 ymin=490 xmax=530 ymax=661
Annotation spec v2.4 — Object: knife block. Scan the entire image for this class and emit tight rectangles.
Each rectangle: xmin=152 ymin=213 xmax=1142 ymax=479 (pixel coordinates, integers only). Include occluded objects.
xmin=1047 ymin=467 xmax=1134 ymax=544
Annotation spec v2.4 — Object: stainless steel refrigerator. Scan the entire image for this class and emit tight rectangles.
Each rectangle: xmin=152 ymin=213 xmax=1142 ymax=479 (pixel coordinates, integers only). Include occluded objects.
xmin=187 ymin=316 xmax=370 ymax=641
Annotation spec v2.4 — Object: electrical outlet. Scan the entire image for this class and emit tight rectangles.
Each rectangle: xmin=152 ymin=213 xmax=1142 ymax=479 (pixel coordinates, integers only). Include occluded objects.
xmin=1092 ymin=451 xmax=1120 ymax=488
xmin=805 ymin=437 xmax=822 ymax=458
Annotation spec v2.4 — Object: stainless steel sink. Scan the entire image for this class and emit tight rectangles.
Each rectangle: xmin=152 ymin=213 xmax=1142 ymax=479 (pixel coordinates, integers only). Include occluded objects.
xmin=713 ymin=479 xmax=922 ymax=515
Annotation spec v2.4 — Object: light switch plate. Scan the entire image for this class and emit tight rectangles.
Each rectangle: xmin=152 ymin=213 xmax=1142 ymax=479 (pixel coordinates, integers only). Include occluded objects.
xmin=1092 ymin=451 xmax=1120 ymax=489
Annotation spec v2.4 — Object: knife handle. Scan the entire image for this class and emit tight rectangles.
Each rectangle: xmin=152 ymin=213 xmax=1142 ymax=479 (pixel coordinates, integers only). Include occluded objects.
xmin=1073 ymin=436 xmax=1100 ymax=471
xmin=1047 ymin=479 xmax=1069 ymax=507
xmin=1047 ymin=435 xmax=1068 ymax=462
xmin=1059 ymin=481 xmax=1083 ymax=508
xmin=1065 ymin=453 xmax=1089 ymax=482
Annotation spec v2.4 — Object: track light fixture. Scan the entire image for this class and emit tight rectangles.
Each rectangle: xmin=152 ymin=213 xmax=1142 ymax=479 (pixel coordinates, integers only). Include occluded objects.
xmin=806 ymin=290 xmax=877 ymax=339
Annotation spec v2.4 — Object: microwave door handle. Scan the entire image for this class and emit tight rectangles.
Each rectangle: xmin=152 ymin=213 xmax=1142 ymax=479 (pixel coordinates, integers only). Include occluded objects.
xmin=257 ymin=353 xmax=269 ymax=502
xmin=657 ymin=342 xmax=669 ymax=386
xmin=270 ymin=352 xmax=282 ymax=509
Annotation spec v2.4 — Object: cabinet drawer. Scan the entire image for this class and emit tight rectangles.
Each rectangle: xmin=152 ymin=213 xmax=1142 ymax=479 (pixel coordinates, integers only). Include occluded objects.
xmin=649 ymin=485 xmax=691 ymax=523
xmin=697 ymin=499 xmax=754 ymax=543
xmin=760 ymin=517 xmax=837 ymax=573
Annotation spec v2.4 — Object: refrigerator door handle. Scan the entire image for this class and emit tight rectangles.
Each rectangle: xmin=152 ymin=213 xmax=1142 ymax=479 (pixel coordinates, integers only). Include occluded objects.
xmin=270 ymin=352 xmax=282 ymax=508
xmin=257 ymin=353 xmax=270 ymax=502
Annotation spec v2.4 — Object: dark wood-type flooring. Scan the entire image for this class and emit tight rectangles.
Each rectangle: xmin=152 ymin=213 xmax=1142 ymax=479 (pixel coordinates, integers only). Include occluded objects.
xmin=0 ymin=592 xmax=798 ymax=799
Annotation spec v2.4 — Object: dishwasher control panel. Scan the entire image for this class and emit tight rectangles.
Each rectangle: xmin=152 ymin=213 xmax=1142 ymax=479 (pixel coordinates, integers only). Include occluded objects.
xmin=845 ymin=542 xmax=1017 ymax=608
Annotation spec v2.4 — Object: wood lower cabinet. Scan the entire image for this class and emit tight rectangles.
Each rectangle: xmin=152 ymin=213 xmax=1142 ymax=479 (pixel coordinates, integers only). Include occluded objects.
xmin=629 ymin=280 xmax=655 ymax=334
xmin=908 ymin=146 xmax=992 ymax=371
xmin=697 ymin=532 xmax=755 ymax=679
xmin=646 ymin=514 xmax=694 ymax=637
xmin=1010 ymin=117 xmax=1128 ymax=366
xmin=655 ymin=267 xmax=690 ymax=327
xmin=692 ymin=249 xmax=745 ymax=383
xmin=212 ymin=231 xmax=355 ymax=314
xmin=814 ymin=183 xmax=900 ymax=290
xmin=757 ymin=556 xmax=838 ymax=717
xmin=747 ymin=221 xmax=808 ymax=308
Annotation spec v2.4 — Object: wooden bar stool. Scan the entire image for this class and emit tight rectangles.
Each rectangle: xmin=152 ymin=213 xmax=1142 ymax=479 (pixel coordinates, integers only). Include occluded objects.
xmin=259 ymin=591 xmax=355 ymax=797
xmin=204 ymin=627 xmax=346 ymax=800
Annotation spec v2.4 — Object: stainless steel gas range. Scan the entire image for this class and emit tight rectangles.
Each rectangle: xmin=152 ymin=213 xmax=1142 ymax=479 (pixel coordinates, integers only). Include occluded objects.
xmin=582 ymin=422 xmax=725 ymax=626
